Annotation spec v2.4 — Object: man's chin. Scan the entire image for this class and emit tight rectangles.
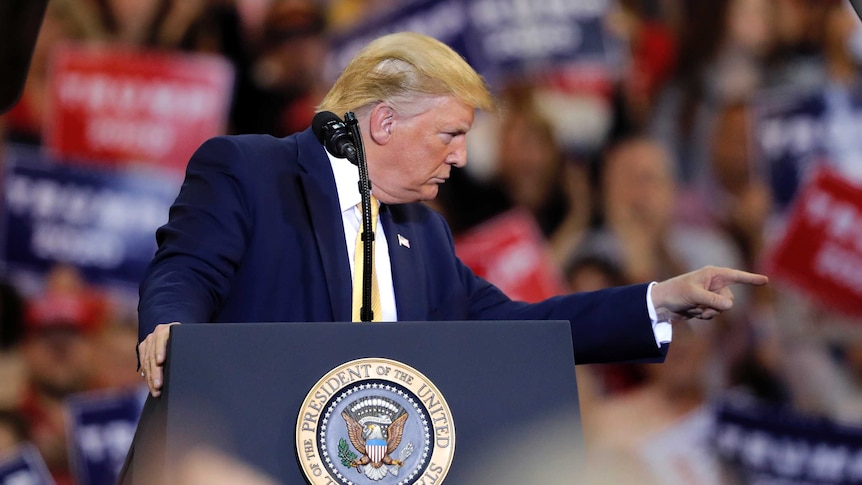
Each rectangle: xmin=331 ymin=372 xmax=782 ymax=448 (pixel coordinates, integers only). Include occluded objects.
xmin=419 ymin=185 xmax=440 ymax=201
xmin=385 ymin=185 xmax=439 ymax=204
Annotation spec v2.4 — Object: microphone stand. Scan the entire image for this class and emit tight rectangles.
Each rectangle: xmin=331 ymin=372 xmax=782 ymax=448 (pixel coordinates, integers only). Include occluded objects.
xmin=344 ymin=112 xmax=375 ymax=322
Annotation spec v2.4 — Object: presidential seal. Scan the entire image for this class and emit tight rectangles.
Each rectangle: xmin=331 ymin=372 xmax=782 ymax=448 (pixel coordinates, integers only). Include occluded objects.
xmin=297 ymin=358 xmax=454 ymax=485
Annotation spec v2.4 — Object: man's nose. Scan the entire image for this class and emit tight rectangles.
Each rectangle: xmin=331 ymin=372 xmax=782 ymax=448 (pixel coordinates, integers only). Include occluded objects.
xmin=447 ymin=139 xmax=467 ymax=168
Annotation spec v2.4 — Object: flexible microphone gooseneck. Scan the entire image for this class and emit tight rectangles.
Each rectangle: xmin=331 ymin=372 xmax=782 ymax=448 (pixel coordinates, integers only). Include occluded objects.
xmin=344 ymin=112 xmax=375 ymax=322
xmin=312 ymin=110 xmax=375 ymax=321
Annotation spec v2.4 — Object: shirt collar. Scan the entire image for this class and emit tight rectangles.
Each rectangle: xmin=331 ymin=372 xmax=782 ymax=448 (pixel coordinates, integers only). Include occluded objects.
xmin=326 ymin=148 xmax=361 ymax=213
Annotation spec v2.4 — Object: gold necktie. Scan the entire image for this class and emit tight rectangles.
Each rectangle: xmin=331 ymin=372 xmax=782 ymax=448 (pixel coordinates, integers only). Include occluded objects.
xmin=352 ymin=195 xmax=381 ymax=321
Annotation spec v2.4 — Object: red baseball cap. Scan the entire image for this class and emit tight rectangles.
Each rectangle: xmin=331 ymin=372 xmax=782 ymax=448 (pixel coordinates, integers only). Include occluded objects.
xmin=25 ymin=292 xmax=106 ymax=335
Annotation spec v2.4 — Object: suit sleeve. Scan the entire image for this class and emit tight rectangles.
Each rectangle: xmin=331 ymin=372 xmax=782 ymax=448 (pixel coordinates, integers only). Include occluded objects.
xmin=137 ymin=136 xmax=252 ymax=342
xmin=433 ymin=212 xmax=664 ymax=364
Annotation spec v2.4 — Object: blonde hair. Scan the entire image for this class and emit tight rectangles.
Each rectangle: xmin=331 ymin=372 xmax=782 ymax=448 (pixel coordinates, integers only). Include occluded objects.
xmin=318 ymin=32 xmax=496 ymax=117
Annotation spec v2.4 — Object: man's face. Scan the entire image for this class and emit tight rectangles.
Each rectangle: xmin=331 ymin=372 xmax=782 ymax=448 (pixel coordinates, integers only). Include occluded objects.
xmin=24 ymin=327 xmax=94 ymax=399
xmin=368 ymin=96 xmax=474 ymax=204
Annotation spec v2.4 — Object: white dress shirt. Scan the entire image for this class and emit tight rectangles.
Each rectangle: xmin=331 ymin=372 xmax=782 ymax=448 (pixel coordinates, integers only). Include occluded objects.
xmin=328 ymin=151 xmax=398 ymax=322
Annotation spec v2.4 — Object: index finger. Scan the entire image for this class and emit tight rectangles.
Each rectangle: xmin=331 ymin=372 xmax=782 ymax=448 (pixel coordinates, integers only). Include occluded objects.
xmin=721 ymin=268 xmax=769 ymax=286
xmin=155 ymin=327 xmax=171 ymax=364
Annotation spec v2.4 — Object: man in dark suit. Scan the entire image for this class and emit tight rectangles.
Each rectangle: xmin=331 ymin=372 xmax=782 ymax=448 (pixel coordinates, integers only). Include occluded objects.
xmin=137 ymin=32 xmax=767 ymax=398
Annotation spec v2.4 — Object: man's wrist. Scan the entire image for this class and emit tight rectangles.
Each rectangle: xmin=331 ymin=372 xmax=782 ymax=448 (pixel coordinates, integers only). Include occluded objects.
xmin=647 ymin=282 xmax=672 ymax=346
xmin=648 ymin=280 xmax=673 ymax=322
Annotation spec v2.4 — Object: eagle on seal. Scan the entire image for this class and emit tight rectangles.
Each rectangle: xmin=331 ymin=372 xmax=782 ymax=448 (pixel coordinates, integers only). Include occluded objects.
xmin=341 ymin=405 xmax=408 ymax=479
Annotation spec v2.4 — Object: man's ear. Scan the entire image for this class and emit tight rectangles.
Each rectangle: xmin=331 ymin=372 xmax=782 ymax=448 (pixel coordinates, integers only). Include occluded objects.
xmin=368 ymin=104 xmax=396 ymax=145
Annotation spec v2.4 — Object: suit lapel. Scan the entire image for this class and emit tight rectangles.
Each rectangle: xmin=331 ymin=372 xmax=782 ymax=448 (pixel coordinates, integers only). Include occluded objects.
xmin=294 ymin=129 xmax=351 ymax=322
xmin=380 ymin=205 xmax=428 ymax=321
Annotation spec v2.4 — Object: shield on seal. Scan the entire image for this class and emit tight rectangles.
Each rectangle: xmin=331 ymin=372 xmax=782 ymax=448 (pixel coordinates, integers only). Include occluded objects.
xmin=366 ymin=439 xmax=387 ymax=464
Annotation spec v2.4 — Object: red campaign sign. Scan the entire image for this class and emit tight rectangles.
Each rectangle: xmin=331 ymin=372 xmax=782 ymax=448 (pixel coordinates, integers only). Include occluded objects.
xmin=766 ymin=168 xmax=862 ymax=316
xmin=45 ymin=43 xmax=234 ymax=173
xmin=455 ymin=209 xmax=567 ymax=303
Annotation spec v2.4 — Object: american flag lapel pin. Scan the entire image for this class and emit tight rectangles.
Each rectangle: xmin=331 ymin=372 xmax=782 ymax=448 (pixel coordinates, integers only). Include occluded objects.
xmin=397 ymin=234 xmax=410 ymax=248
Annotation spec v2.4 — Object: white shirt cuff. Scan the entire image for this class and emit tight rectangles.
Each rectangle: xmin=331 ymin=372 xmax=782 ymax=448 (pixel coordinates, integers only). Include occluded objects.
xmin=647 ymin=281 xmax=672 ymax=347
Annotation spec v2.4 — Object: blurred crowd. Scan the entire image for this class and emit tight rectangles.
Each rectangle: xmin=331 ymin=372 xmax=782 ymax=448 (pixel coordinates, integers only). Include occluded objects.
xmin=1 ymin=0 xmax=862 ymax=484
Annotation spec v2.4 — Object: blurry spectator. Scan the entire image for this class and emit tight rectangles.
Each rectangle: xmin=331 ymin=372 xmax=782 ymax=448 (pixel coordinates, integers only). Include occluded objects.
xmin=86 ymin=0 xmax=254 ymax=135
xmin=438 ymin=86 xmax=593 ymax=265
xmin=0 ymin=281 xmax=25 ymax=410
xmin=836 ymin=332 xmax=862 ymax=391
xmin=724 ymin=301 xmax=791 ymax=406
xmin=327 ymin=0 xmax=398 ymax=33
xmin=89 ymin=0 xmax=167 ymax=45
xmin=729 ymin=288 xmax=862 ymax=422
xmin=87 ymin=0 xmax=244 ymax=52
xmin=606 ymin=0 xmax=677 ymax=140
xmin=575 ymin=134 xmax=744 ymax=284
xmin=706 ymin=101 xmax=773 ymax=269
xmin=819 ymin=1 xmax=862 ymax=181
xmin=650 ymin=0 xmax=776 ymax=185
xmin=803 ymin=328 xmax=862 ymax=423
xmin=91 ymin=313 xmax=143 ymax=391
xmin=233 ymin=0 xmax=328 ymax=136
xmin=496 ymin=89 xmax=568 ymax=222
xmin=822 ymin=1 xmax=860 ymax=85
xmin=565 ymin=254 xmax=625 ymax=297
xmin=767 ymin=0 xmax=839 ymax=90
xmin=18 ymin=265 xmax=107 ymax=485
xmin=578 ymin=136 xmax=686 ymax=284
xmin=495 ymin=87 xmax=593 ymax=264
xmin=675 ymin=100 xmax=772 ymax=272
xmin=0 ymin=409 xmax=29 ymax=456
xmin=583 ymin=320 xmax=727 ymax=485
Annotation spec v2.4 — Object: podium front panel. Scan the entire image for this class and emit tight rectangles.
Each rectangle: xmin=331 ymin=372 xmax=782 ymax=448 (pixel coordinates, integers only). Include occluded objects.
xmin=161 ymin=320 xmax=581 ymax=483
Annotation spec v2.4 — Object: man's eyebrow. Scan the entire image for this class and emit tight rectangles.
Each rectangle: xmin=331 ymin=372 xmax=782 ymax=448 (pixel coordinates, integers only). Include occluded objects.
xmin=442 ymin=124 xmax=470 ymax=134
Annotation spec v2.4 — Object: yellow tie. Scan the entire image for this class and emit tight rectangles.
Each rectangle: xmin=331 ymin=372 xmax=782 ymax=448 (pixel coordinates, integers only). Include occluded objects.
xmin=352 ymin=195 xmax=381 ymax=322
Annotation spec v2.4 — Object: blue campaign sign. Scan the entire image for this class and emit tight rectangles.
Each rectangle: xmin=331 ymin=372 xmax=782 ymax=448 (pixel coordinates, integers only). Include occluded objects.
xmin=714 ymin=397 xmax=862 ymax=485
xmin=462 ymin=0 xmax=615 ymax=81
xmin=753 ymin=84 xmax=862 ymax=212
xmin=66 ymin=386 xmax=147 ymax=485
xmin=751 ymin=87 xmax=836 ymax=212
xmin=325 ymin=0 xmax=616 ymax=86
xmin=0 ymin=444 xmax=56 ymax=485
xmin=1 ymin=144 xmax=180 ymax=290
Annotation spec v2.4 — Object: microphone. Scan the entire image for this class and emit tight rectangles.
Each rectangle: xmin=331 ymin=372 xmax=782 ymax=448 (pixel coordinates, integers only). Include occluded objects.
xmin=312 ymin=111 xmax=357 ymax=163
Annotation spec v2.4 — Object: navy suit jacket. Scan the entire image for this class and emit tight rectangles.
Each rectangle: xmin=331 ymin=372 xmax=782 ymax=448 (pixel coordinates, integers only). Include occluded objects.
xmin=138 ymin=128 xmax=665 ymax=364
